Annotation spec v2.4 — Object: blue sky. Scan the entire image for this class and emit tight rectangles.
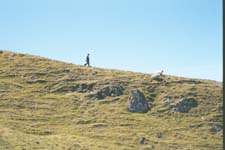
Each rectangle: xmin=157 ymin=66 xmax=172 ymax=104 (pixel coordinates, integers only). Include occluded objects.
xmin=0 ymin=0 xmax=222 ymax=81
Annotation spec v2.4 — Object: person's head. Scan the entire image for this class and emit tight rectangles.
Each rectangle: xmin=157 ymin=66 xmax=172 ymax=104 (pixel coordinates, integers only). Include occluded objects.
xmin=87 ymin=53 xmax=90 ymax=56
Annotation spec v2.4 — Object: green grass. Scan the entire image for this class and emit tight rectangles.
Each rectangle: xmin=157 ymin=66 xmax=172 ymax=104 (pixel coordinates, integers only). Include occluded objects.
xmin=0 ymin=50 xmax=223 ymax=150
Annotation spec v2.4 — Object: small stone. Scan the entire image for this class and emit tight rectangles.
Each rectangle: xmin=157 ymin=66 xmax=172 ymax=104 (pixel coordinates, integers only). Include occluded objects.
xmin=162 ymin=96 xmax=171 ymax=106
xmin=156 ymin=132 xmax=162 ymax=138
xmin=210 ymin=125 xmax=223 ymax=133
xmin=139 ymin=137 xmax=146 ymax=144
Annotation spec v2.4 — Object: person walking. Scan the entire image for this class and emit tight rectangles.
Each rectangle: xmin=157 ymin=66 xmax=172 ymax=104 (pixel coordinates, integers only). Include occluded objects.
xmin=84 ymin=53 xmax=90 ymax=67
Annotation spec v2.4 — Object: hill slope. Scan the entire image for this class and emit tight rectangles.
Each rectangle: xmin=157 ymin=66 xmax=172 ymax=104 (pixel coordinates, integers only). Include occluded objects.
xmin=0 ymin=51 xmax=223 ymax=150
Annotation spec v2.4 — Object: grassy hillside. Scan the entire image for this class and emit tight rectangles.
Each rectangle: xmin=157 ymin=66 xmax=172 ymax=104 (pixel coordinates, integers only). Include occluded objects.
xmin=0 ymin=50 xmax=223 ymax=150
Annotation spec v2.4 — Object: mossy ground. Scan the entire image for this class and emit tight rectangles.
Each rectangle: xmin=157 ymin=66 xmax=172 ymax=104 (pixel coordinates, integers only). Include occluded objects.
xmin=0 ymin=51 xmax=223 ymax=150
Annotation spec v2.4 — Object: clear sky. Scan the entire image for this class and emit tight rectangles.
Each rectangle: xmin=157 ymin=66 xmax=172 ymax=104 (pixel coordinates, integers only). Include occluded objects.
xmin=0 ymin=0 xmax=222 ymax=81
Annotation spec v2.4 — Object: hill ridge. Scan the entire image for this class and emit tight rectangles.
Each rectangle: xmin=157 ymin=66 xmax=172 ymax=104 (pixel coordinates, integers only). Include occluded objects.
xmin=1 ymin=50 xmax=221 ymax=82
xmin=0 ymin=50 xmax=223 ymax=150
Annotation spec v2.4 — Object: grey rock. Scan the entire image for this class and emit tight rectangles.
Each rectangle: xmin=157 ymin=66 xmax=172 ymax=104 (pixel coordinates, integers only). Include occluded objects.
xmin=162 ymin=96 xmax=171 ymax=106
xmin=170 ymin=98 xmax=197 ymax=113
xmin=139 ymin=137 xmax=146 ymax=144
xmin=90 ymin=85 xmax=123 ymax=100
xmin=210 ymin=125 xmax=223 ymax=133
xmin=76 ymin=83 xmax=94 ymax=93
xmin=51 ymin=83 xmax=94 ymax=93
xmin=156 ymin=132 xmax=162 ymax=138
xmin=128 ymin=89 xmax=150 ymax=113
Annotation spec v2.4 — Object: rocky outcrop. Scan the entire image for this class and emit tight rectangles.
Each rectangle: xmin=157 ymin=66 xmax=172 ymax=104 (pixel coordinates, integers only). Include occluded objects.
xmin=76 ymin=83 xmax=95 ymax=93
xmin=170 ymin=98 xmax=197 ymax=113
xmin=89 ymin=85 xmax=123 ymax=100
xmin=210 ymin=125 xmax=223 ymax=133
xmin=50 ymin=83 xmax=94 ymax=93
xmin=128 ymin=89 xmax=150 ymax=113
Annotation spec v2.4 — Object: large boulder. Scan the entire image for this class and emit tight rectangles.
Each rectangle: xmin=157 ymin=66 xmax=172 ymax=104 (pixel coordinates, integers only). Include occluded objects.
xmin=128 ymin=89 xmax=150 ymax=113
xmin=171 ymin=98 xmax=197 ymax=113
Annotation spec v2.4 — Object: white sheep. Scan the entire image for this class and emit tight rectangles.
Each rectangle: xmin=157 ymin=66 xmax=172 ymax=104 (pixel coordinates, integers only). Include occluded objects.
xmin=151 ymin=70 xmax=164 ymax=80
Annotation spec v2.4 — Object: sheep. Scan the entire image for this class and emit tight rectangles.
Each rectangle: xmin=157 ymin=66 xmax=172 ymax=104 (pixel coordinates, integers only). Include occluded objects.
xmin=151 ymin=70 xmax=164 ymax=80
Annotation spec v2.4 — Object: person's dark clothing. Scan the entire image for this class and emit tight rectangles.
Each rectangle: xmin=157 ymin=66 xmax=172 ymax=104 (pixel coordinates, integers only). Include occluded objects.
xmin=84 ymin=54 xmax=90 ymax=67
